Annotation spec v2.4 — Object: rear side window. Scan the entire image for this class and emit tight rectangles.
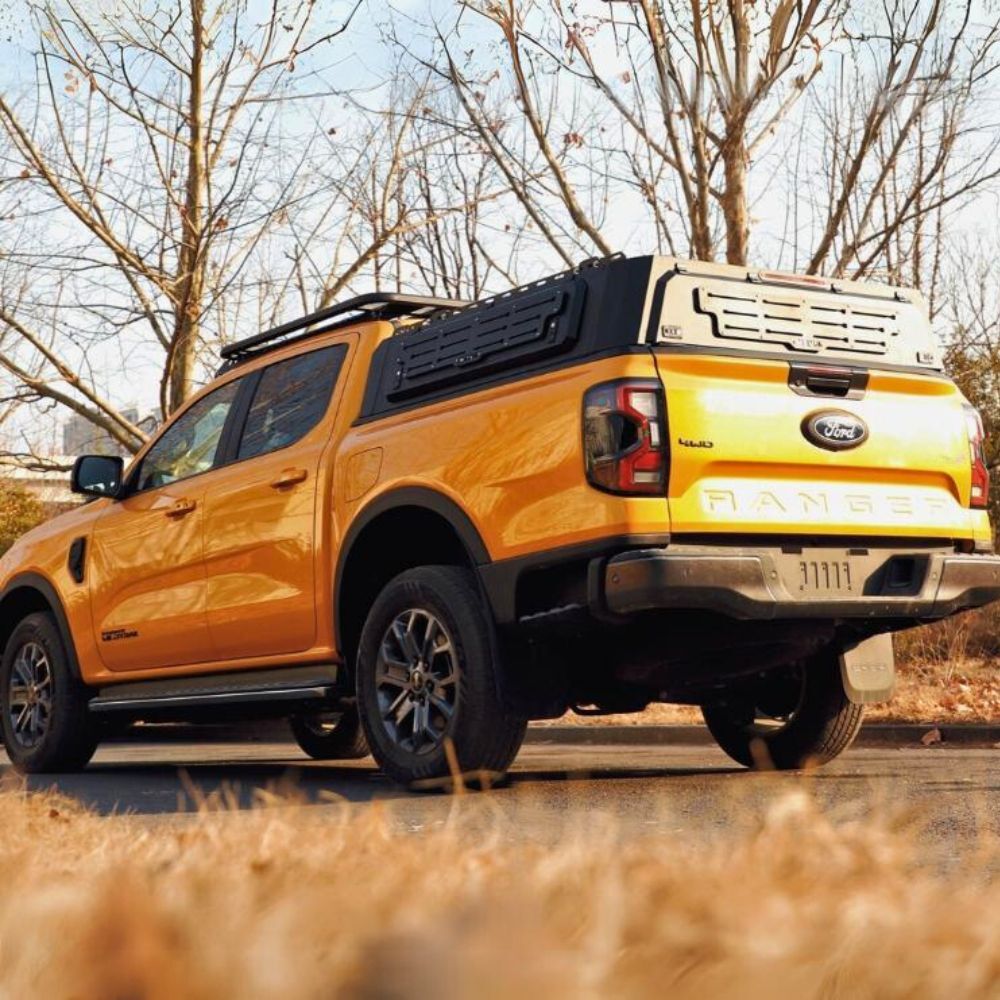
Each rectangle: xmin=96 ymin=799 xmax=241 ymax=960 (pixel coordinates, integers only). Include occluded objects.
xmin=238 ymin=344 xmax=346 ymax=461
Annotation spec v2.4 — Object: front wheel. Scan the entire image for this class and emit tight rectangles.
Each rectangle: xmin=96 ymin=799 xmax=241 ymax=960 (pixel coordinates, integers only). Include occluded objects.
xmin=356 ymin=566 xmax=527 ymax=788
xmin=701 ymin=647 xmax=863 ymax=770
xmin=1 ymin=612 xmax=98 ymax=773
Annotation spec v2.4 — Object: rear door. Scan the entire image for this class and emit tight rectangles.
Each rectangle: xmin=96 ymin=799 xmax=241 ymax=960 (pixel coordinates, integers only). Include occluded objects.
xmin=201 ymin=341 xmax=351 ymax=660
xmin=89 ymin=377 xmax=243 ymax=672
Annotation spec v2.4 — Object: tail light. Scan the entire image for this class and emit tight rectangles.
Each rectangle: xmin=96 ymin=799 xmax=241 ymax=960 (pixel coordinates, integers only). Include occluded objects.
xmin=583 ymin=379 xmax=667 ymax=495
xmin=964 ymin=404 xmax=989 ymax=509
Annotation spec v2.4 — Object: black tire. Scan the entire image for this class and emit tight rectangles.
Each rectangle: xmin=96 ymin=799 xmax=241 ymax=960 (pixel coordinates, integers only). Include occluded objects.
xmin=701 ymin=646 xmax=863 ymax=770
xmin=289 ymin=706 xmax=369 ymax=760
xmin=356 ymin=565 xmax=527 ymax=788
xmin=1 ymin=612 xmax=98 ymax=773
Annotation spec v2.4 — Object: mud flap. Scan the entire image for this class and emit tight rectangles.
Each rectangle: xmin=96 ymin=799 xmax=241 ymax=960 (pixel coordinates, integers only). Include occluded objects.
xmin=839 ymin=633 xmax=895 ymax=704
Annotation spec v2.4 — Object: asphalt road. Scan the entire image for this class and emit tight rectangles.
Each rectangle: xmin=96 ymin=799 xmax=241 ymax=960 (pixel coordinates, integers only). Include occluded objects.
xmin=2 ymin=738 xmax=997 ymax=864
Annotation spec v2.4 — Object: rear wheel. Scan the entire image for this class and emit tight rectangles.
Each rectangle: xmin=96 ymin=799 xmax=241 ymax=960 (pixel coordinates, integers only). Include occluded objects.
xmin=356 ymin=566 xmax=527 ymax=788
xmin=1 ymin=612 xmax=98 ymax=773
xmin=701 ymin=646 xmax=863 ymax=770
xmin=289 ymin=706 xmax=369 ymax=760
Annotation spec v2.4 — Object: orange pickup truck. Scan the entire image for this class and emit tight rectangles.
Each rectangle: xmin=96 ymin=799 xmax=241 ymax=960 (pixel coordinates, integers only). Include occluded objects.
xmin=2 ymin=255 xmax=998 ymax=784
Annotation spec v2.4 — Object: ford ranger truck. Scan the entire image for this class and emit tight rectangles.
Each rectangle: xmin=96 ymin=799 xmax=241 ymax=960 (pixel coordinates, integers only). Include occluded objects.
xmin=1 ymin=255 xmax=998 ymax=785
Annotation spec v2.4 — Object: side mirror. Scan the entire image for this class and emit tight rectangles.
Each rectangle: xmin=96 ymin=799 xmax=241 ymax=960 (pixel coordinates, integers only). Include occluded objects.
xmin=71 ymin=455 xmax=124 ymax=498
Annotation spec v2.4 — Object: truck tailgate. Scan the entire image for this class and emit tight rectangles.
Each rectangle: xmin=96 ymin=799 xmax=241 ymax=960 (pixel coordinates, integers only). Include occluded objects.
xmin=656 ymin=352 xmax=978 ymax=539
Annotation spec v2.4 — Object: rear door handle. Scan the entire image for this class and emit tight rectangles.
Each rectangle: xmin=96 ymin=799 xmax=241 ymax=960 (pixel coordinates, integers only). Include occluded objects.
xmin=270 ymin=468 xmax=308 ymax=489
xmin=165 ymin=498 xmax=197 ymax=518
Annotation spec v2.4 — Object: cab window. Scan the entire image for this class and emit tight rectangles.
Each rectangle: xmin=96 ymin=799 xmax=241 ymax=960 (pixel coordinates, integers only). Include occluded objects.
xmin=237 ymin=345 xmax=346 ymax=461
xmin=136 ymin=379 xmax=240 ymax=491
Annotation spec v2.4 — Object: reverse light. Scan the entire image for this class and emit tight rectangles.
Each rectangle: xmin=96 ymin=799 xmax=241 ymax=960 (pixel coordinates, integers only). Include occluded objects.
xmin=583 ymin=379 xmax=667 ymax=495
xmin=964 ymin=404 xmax=990 ymax=509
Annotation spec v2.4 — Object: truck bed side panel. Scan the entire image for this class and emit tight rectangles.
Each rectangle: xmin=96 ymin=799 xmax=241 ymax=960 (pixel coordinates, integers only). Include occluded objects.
xmin=339 ymin=354 xmax=670 ymax=561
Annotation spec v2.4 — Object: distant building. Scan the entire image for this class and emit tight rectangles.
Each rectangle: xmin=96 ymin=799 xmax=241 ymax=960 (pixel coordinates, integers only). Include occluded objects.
xmin=62 ymin=407 xmax=159 ymax=458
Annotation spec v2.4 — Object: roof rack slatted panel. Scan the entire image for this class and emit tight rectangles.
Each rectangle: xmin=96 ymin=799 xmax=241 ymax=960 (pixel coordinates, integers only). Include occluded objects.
xmin=373 ymin=272 xmax=587 ymax=404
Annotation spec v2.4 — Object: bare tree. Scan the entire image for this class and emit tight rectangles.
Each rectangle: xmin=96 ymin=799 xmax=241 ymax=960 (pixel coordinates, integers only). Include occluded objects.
xmin=936 ymin=235 xmax=1000 ymax=529
xmin=399 ymin=139 xmax=528 ymax=301
xmin=268 ymin=79 xmax=527 ymax=312
xmin=0 ymin=0 xmax=359 ymax=458
xmin=422 ymin=0 xmax=847 ymax=265
xmin=802 ymin=1 xmax=1000 ymax=289
xmin=409 ymin=0 xmax=1000 ymax=279
xmin=380 ymin=89 xmax=533 ymax=301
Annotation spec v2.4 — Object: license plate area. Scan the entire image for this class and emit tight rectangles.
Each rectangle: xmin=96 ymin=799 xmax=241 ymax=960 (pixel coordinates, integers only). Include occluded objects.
xmin=793 ymin=557 xmax=856 ymax=595
xmin=775 ymin=549 xmax=881 ymax=599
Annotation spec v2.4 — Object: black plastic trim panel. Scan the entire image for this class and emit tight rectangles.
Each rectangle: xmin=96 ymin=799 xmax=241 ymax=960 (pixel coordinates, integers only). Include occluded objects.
xmin=0 ymin=572 xmax=84 ymax=679
xmin=333 ymin=486 xmax=494 ymax=651
xmin=67 ymin=537 xmax=87 ymax=584
xmin=357 ymin=257 xmax=655 ymax=424
xmin=90 ymin=664 xmax=339 ymax=713
xmin=478 ymin=533 xmax=673 ymax=624
xmin=214 ymin=368 xmax=262 ymax=467
xmin=339 ymin=487 xmax=490 ymax=566
xmin=371 ymin=272 xmax=587 ymax=405
xmin=353 ymin=345 xmax=656 ymax=426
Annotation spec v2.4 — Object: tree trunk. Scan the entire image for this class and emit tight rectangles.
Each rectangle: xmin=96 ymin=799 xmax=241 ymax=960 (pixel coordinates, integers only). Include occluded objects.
xmin=168 ymin=0 xmax=206 ymax=415
xmin=723 ymin=0 xmax=751 ymax=267
xmin=721 ymin=136 xmax=749 ymax=266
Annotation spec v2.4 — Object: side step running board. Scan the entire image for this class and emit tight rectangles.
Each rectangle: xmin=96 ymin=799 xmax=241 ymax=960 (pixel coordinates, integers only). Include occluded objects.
xmin=89 ymin=664 xmax=339 ymax=716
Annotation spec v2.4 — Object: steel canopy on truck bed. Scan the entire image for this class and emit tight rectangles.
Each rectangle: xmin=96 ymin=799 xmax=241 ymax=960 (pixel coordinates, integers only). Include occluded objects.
xmin=358 ymin=255 xmax=943 ymax=422
xmin=641 ymin=257 xmax=940 ymax=373
xmin=353 ymin=254 xmax=972 ymax=542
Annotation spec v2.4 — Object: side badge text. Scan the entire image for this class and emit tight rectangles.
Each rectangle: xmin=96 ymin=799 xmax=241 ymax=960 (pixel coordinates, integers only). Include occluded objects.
xmin=101 ymin=628 xmax=139 ymax=642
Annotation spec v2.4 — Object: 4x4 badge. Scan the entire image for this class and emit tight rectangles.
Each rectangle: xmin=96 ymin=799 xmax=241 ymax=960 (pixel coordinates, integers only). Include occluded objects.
xmin=802 ymin=409 xmax=869 ymax=451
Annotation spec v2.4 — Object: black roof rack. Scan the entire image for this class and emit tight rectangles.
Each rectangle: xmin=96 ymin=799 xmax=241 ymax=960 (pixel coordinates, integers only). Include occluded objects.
xmin=218 ymin=291 xmax=469 ymax=366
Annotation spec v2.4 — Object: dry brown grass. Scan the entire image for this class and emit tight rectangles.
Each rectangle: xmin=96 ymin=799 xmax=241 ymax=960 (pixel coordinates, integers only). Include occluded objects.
xmin=0 ymin=786 xmax=996 ymax=998
xmin=884 ymin=607 xmax=1000 ymax=721
xmin=874 ymin=658 xmax=1000 ymax=723
xmin=895 ymin=603 xmax=1000 ymax=665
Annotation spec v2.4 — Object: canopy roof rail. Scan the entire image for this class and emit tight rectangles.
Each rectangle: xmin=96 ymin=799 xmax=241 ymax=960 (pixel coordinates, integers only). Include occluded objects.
xmin=218 ymin=292 xmax=469 ymax=368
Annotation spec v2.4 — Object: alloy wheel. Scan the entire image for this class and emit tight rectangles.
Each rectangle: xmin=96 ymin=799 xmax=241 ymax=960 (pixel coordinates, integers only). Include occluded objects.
xmin=375 ymin=608 xmax=458 ymax=755
xmin=8 ymin=641 xmax=53 ymax=750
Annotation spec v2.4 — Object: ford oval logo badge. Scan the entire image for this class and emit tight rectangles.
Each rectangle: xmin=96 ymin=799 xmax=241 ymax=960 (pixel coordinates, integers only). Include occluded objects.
xmin=802 ymin=409 xmax=869 ymax=451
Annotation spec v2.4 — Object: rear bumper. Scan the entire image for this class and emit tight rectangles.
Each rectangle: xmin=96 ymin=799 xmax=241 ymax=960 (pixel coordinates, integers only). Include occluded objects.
xmin=595 ymin=545 xmax=1000 ymax=621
